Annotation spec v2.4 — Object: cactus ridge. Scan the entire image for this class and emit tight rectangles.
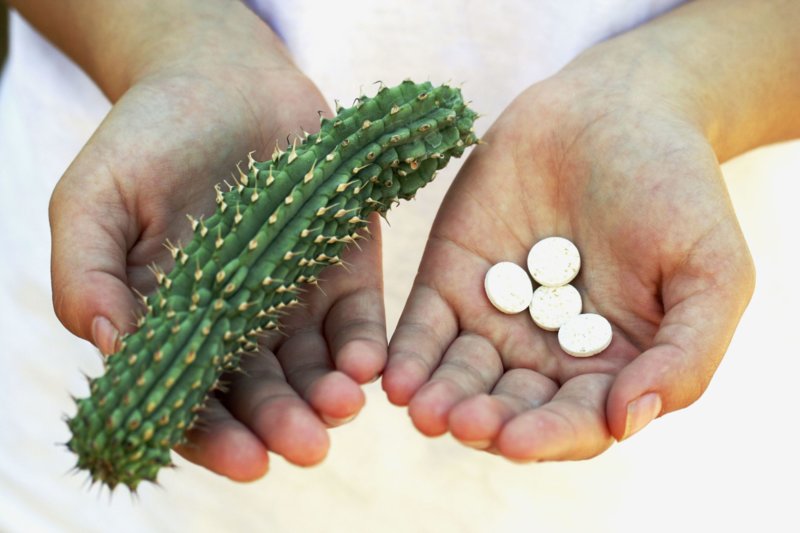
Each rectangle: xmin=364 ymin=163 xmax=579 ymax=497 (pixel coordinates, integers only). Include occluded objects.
xmin=66 ymin=80 xmax=478 ymax=490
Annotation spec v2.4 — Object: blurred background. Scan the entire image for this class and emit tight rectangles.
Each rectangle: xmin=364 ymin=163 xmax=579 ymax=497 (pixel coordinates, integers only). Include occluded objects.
xmin=1 ymin=2 xmax=798 ymax=532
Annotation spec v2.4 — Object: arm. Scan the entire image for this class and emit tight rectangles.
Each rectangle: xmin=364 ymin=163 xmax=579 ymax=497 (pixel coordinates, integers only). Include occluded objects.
xmin=564 ymin=0 xmax=800 ymax=161
xmin=6 ymin=0 xmax=291 ymax=101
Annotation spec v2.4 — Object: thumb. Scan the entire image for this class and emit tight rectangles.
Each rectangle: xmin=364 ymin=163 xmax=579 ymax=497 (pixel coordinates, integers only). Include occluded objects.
xmin=49 ymin=158 xmax=140 ymax=355
xmin=606 ymin=253 xmax=755 ymax=441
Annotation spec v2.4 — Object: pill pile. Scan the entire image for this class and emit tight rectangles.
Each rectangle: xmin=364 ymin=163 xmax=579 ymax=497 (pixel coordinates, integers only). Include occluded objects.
xmin=483 ymin=237 xmax=612 ymax=357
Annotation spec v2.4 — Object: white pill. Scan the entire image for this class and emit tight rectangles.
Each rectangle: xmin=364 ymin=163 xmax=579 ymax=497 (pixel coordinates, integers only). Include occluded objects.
xmin=558 ymin=313 xmax=613 ymax=357
xmin=529 ymin=284 xmax=583 ymax=331
xmin=527 ymin=237 xmax=581 ymax=287
xmin=484 ymin=262 xmax=534 ymax=314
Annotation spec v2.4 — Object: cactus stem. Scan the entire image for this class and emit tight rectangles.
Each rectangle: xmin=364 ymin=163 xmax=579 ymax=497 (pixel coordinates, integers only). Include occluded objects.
xmin=67 ymin=80 xmax=479 ymax=491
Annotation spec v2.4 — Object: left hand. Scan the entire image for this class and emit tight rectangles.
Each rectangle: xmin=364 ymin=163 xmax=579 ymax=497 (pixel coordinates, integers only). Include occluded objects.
xmin=383 ymin=51 xmax=755 ymax=460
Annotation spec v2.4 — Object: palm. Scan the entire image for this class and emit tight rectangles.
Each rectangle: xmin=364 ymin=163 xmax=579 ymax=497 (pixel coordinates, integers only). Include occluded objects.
xmin=385 ymin=80 xmax=754 ymax=460
xmin=52 ymin=64 xmax=385 ymax=480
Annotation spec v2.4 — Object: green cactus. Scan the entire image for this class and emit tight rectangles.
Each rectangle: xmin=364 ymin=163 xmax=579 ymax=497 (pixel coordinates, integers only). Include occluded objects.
xmin=66 ymin=80 xmax=478 ymax=491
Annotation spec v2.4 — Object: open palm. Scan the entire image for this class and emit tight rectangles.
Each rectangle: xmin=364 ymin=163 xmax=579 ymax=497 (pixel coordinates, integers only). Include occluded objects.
xmin=50 ymin=19 xmax=385 ymax=482
xmin=384 ymin=75 xmax=755 ymax=461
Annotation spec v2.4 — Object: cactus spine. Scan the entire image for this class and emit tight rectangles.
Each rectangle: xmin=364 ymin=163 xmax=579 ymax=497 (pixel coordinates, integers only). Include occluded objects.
xmin=67 ymin=80 xmax=478 ymax=490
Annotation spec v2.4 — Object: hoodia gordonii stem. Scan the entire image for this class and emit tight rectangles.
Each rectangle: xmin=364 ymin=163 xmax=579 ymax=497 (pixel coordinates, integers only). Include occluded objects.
xmin=67 ymin=80 xmax=479 ymax=490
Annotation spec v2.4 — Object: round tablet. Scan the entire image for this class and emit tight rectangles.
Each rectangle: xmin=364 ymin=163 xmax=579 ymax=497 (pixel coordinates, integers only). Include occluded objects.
xmin=558 ymin=313 xmax=612 ymax=357
xmin=484 ymin=262 xmax=534 ymax=314
xmin=527 ymin=237 xmax=581 ymax=287
xmin=528 ymin=284 xmax=583 ymax=331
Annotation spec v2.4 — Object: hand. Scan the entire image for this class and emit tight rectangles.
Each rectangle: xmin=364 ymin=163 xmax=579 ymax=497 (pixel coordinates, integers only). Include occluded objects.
xmin=383 ymin=49 xmax=755 ymax=461
xmin=49 ymin=4 xmax=385 ymax=481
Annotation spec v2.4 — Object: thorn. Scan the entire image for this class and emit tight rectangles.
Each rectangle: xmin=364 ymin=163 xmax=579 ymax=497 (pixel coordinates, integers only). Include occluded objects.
xmin=187 ymin=214 xmax=199 ymax=231
xmin=287 ymin=138 xmax=298 ymax=164
xmin=304 ymin=160 xmax=317 ymax=183
xmin=163 ymin=238 xmax=179 ymax=259
xmin=234 ymin=204 xmax=243 ymax=225
xmin=315 ymin=204 xmax=337 ymax=217
xmin=272 ymin=141 xmax=284 ymax=162
xmin=132 ymin=287 xmax=148 ymax=306
xmin=147 ymin=264 xmax=166 ymax=285
xmin=247 ymin=151 xmax=257 ymax=170
xmin=335 ymin=180 xmax=358 ymax=193
xmin=311 ymin=279 xmax=327 ymax=297
xmin=266 ymin=167 xmax=275 ymax=186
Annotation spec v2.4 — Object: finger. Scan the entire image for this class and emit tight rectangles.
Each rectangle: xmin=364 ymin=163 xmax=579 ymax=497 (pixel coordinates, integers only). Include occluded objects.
xmin=222 ymin=351 xmax=330 ymax=466
xmin=275 ymin=329 xmax=366 ymax=426
xmin=322 ymin=215 xmax=388 ymax=384
xmin=448 ymin=369 xmax=559 ymax=449
xmin=384 ymin=282 xmax=459 ymax=405
xmin=49 ymin=165 xmax=140 ymax=355
xmin=323 ymin=288 xmax=387 ymax=384
xmin=175 ymin=397 xmax=269 ymax=482
xmin=407 ymin=333 xmax=504 ymax=436
xmin=606 ymin=261 xmax=754 ymax=441
xmin=495 ymin=373 xmax=615 ymax=461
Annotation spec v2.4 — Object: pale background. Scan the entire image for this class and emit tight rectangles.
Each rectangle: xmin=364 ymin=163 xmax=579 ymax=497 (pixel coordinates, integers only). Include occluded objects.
xmin=1 ymin=2 xmax=799 ymax=532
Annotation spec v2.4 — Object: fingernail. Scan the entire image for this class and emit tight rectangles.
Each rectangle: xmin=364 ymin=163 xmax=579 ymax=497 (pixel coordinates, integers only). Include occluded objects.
xmin=321 ymin=413 xmax=358 ymax=427
xmin=458 ymin=438 xmax=491 ymax=450
xmin=92 ymin=316 xmax=119 ymax=356
xmin=622 ymin=393 xmax=661 ymax=441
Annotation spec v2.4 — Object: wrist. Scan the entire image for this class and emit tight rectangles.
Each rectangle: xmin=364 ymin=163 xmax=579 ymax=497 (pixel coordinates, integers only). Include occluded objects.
xmin=558 ymin=0 xmax=800 ymax=163
xmin=10 ymin=0 xmax=296 ymax=101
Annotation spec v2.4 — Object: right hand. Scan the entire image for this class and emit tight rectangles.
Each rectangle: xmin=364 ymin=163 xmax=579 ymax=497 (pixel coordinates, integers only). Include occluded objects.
xmin=384 ymin=43 xmax=755 ymax=461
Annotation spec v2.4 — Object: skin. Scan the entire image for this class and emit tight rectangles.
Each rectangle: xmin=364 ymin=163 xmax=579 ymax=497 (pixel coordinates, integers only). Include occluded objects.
xmin=384 ymin=0 xmax=799 ymax=461
xmin=11 ymin=0 xmax=386 ymax=481
xmin=9 ymin=0 xmax=799 ymax=479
